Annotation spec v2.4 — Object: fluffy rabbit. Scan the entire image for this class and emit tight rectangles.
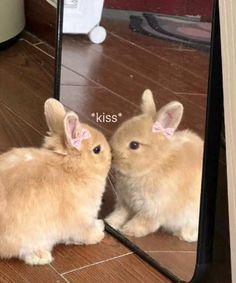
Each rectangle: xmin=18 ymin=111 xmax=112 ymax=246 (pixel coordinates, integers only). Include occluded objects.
xmin=0 ymin=99 xmax=111 ymax=265
xmin=106 ymin=90 xmax=203 ymax=242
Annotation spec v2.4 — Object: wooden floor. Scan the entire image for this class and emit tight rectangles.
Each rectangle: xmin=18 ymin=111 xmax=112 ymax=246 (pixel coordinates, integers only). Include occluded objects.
xmin=60 ymin=16 xmax=210 ymax=282
xmin=0 ymin=31 xmax=174 ymax=282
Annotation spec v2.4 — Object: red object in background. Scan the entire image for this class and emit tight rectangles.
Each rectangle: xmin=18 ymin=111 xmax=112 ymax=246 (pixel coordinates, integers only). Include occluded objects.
xmin=187 ymin=0 xmax=213 ymax=21
xmin=104 ymin=0 xmax=213 ymax=21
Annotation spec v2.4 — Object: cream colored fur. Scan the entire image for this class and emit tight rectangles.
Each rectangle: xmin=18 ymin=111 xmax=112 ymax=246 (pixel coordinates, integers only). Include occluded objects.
xmin=106 ymin=90 xmax=203 ymax=242
xmin=0 ymin=99 xmax=111 ymax=265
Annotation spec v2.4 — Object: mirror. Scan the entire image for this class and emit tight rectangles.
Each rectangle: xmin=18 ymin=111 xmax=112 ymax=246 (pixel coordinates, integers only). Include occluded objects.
xmin=58 ymin=1 xmax=213 ymax=281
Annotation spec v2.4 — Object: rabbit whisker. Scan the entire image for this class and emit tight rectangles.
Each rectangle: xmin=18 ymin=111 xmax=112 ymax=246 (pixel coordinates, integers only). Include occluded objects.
xmin=107 ymin=174 xmax=118 ymax=198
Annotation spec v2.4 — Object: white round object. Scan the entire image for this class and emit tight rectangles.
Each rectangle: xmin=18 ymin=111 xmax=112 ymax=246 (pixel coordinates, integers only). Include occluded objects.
xmin=88 ymin=26 xmax=107 ymax=44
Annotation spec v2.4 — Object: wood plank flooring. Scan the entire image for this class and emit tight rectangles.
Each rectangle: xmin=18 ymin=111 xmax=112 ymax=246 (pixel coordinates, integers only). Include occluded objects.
xmin=0 ymin=31 xmax=172 ymax=283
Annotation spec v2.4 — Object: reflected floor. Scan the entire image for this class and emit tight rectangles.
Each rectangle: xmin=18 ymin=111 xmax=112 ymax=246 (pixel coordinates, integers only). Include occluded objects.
xmin=61 ymin=14 xmax=209 ymax=282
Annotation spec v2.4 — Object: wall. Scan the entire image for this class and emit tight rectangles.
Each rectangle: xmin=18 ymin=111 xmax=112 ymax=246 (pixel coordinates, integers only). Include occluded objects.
xmin=219 ymin=0 xmax=236 ymax=282
xmin=104 ymin=0 xmax=213 ymax=21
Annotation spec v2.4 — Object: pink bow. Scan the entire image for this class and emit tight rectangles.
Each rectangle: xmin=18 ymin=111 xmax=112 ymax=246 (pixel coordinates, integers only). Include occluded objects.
xmin=152 ymin=121 xmax=174 ymax=139
xmin=71 ymin=128 xmax=91 ymax=149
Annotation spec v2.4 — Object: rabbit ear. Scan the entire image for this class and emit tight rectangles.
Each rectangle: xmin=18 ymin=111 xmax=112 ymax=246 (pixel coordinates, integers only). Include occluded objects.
xmin=64 ymin=112 xmax=81 ymax=144
xmin=44 ymin=98 xmax=66 ymax=135
xmin=155 ymin=101 xmax=184 ymax=132
xmin=141 ymin=89 xmax=156 ymax=117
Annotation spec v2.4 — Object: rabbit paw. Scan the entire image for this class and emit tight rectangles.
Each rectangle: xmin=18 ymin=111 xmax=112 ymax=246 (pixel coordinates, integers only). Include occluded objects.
xmin=105 ymin=215 xmax=123 ymax=229
xmin=96 ymin=219 xmax=105 ymax=231
xmin=85 ymin=220 xmax=105 ymax=245
xmin=105 ymin=208 xmax=129 ymax=229
xmin=120 ymin=223 xmax=149 ymax=237
xmin=178 ymin=227 xmax=198 ymax=242
xmin=23 ymin=250 xmax=53 ymax=265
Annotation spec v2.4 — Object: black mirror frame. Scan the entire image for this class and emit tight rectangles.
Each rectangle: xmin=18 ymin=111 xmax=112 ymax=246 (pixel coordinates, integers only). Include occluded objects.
xmin=54 ymin=0 xmax=64 ymax=100
xmin=53 ymin=0 xmax=230 ymax=282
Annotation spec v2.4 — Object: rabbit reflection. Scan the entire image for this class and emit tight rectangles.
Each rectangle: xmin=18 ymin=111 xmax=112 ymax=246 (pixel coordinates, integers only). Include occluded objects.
xmin=106 ymin=90 xmax=203 ymax=242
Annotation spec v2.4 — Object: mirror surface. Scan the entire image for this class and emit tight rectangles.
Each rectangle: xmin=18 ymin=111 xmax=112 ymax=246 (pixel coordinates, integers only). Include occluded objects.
xmin=59 ymin=2 xmax=213 ymax=281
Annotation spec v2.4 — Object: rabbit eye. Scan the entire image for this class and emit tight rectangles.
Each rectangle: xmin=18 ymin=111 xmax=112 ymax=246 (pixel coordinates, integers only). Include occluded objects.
xmin=93 ymin=145 xmax=101 ymax=154
xmin=129 ymin=141 xmax=140 ymax=150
